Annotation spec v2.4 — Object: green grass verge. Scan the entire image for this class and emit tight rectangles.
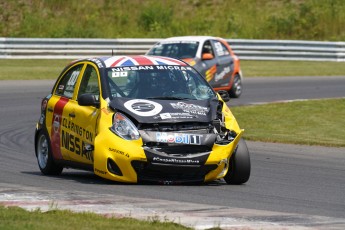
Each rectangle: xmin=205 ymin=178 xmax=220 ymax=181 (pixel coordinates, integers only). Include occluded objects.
xmin=0 ymin=59 xmax=73 ymax=80
xmin=0 ymin=206 xmax=190 ymax=230
xmin=1 ymin=59 xmax=345 ymax=80
xmin=240 ymin=60 xmax=345 ymax=77
xmin=231 ymin=98 xmax=345 ymax=147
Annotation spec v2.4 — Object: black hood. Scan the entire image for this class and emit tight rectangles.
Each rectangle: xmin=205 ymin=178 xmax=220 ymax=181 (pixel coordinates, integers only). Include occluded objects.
xmin=109 ymin=98 xmax=219 ymax=123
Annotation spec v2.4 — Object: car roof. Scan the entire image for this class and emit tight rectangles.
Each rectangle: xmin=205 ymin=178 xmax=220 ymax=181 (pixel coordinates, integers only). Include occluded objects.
xmin=159 ymin=36 xmax=219 ymax=43
xmin=87 ymin=56 xmax=188 ymax=68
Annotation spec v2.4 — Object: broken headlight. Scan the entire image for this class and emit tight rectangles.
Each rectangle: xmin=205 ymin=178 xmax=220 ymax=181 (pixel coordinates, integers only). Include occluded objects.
xmin=111 ymin=112 xmax=140 ymax=140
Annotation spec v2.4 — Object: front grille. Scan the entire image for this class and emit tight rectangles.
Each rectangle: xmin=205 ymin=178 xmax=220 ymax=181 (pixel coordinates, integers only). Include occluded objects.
xmin=144 ymin=143 xmax=211 ymax=156
xmin=131 ymin=161 xmax=217 ymax=183
xmin=138 ymin=122 xmax=213 ymax=133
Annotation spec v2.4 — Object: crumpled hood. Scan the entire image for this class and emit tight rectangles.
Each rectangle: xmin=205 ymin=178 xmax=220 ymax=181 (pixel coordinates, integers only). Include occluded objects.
xmin=109 ymin=98 xmax=219 ymax=123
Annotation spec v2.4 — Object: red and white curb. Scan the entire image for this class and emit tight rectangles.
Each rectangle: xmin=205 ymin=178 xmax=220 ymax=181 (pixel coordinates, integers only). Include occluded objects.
xmin=1 ymin=183 xmax=344 ymax=230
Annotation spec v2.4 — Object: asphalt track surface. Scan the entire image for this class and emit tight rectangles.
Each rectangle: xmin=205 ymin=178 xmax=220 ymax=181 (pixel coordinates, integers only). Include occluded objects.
xmin=1 ymin=77 xmax=345 ymax=229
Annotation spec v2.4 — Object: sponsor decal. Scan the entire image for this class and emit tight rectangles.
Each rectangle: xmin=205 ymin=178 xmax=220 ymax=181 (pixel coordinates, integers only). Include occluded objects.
xmin=159 ymin=113 xmax=172 ymax=119
xmin=156 ymin=112 xmax=197 ymax=120
xmin=53 ymin=114 xmax=60 ymax=133
xmin=111 ymin=66 xmax=154 ymax=72
xmin=109 ymin=148 xmax=130 ymax=158
xmin=214 ymin=66 xmax=231 ymax=82
xmin=67 ymin=70 xmax=79 ymax=86
xmin=111 ymin=65 xmax=192 ymax=72
xmin=62 ymin=118 xmax=93 ymax=142
xmin=95 ymin=168 xmax=107 ymax=175
xmin=61 ymin=130 xmax=93 ymax=161
xmin=156 ymin=132 xmax=201 ymax=145
xmin=214 ymin=41 xmax=230 ymax=56
xmin=156 ymin=65 xmax=192 ymax=71
xmin=124 ymin=99 xmax=162 ymax=117
xmin=152 ymin=156 xmax=200 ymax=164
xmin=170 ymin=102 xmax=209 ymax=115
xmin=50 ymin=97 xmax=69 ymax=160
xmin=112 ymin=71 xmax=128 ymax=78
xmin=88 ymin=58 xmax=104 ymax=68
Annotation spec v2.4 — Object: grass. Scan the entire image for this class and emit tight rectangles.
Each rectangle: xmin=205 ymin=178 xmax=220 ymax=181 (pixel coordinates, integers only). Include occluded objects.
xmin=240 ymin=60 xmax=345 ymax=77
xmin=1 ymin=59 xmax=345 ymax=80
xmin=0 ymin=59 xmax=73 ymax=80
xmin=0 ymin=206 xmax=189 ymax=230
xmin=232 ymin=98 xmax=345 ymax=147
xmin=1 ymin=0 xmax=345 ymax=41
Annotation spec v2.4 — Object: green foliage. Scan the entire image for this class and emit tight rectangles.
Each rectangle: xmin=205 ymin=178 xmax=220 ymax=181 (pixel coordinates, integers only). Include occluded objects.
xmin=138 ymin=2 xmax=173 ymax=36
xmin=264 ymin=1 xmax=323 ymax=40
xmin=1 ymin=0 xmax=345 ymax=40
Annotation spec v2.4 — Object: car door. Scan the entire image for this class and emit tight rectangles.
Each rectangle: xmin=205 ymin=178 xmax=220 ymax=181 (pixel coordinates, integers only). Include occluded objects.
xmin=211 ymin=39 xmax=233 ymax=89
xmin=45 ymin=64 xmax=84 ymax=162
xmin=197 ymin=40 xmax=218 ymax=86
xmin=65 ymin=63 xmax=101 ymax=165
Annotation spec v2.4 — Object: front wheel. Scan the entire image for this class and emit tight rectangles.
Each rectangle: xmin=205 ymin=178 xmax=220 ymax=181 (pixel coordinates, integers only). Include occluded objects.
xmin=224 ymin=138 xmax=250 ymax=184
xmin=35 ymin=130 xmax=63 ymax=175
xmin=229 ymin=74 xmax=242 ymax=98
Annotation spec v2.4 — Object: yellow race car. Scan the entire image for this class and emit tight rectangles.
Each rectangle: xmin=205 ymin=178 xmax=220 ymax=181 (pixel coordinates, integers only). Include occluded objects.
xmin=34 ymin=55 xmax=250 ymax=184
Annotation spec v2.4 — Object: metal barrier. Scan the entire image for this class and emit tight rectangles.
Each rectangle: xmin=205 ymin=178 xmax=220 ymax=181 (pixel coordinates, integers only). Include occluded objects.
xmin=1 ymin=37 xmax=345 ymax=61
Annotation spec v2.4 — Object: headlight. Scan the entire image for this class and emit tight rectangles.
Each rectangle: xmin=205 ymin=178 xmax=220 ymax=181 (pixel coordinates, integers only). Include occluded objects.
xmin=111 ymin=112 xmax=140 ymax=140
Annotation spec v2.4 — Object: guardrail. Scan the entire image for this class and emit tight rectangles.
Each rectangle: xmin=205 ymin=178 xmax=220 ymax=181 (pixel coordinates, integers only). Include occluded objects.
xmin=1 ymin=37 xmax=345 ymax=61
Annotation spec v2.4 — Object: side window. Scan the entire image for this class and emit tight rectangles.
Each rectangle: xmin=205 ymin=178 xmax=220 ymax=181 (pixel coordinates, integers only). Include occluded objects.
xmin=214 ymin=41 xmax=230 ymax=56
xmin=78 ymin=65 xmax=100 ymax=101
xmin=202 ymin=40 xmax=214 ymax=56
xmin=55 ymin=65 xmax=83 ymax=98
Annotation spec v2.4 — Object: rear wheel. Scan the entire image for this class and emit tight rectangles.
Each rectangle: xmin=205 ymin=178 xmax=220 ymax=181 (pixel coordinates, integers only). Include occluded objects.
xmin=224 ymin=138 xmax=250 ymax=184
xmin=229 ymin=74 xmax=242 ymax=98
xmin=35 ymin=130 xmax=63 ymax=175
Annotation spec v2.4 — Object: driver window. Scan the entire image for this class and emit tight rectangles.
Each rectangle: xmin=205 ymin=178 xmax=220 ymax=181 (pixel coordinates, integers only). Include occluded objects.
xmin=78 ymin=65 xmax=100 ymax=102
xmin=55 ymin=65 xmax=83 ymax=99
xmin=202 ymin=40 xmax=214 ymax=56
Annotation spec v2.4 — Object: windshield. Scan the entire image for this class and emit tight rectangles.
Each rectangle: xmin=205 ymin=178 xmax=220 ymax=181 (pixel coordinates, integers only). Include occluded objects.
xmin=147 ymin=42 xmax=199 ymax=59
xmin=106 ymin=65 xmax=216 ymax=101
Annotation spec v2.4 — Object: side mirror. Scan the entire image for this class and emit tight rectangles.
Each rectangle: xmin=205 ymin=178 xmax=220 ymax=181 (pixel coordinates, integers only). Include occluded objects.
xmin=202 ymin=53 xmax=214 ymax=60
xmin=78 ymin=94 xmax=100 ymax=108
xmin=218 ymin=90 xmax=230 ymax=102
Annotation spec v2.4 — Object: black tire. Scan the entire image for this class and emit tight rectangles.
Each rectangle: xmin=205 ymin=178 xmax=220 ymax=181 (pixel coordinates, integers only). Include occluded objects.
xmin=224 ymin=138 xmax=251 ymax=184
xmin=35 ymin=130 xmax=63 ymax=175
xmin=228 ymin=74 xmax=242 ymax=98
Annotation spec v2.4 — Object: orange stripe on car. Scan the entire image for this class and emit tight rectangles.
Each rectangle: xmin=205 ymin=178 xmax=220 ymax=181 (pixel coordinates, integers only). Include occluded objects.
xmin=205 ymin=65 xmax=217 ymax=82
